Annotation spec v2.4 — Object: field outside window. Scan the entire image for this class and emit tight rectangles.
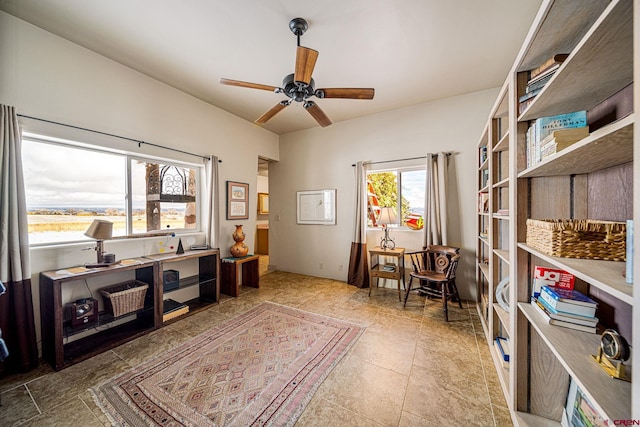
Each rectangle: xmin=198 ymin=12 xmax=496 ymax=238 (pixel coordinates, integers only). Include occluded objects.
xmin=22 ymin=137 xmax=201 ymax=245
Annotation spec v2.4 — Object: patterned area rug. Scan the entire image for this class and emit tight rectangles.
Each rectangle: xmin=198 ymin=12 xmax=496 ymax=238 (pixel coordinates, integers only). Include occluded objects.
xmin=91 ymin=302 xmax=363 ymax=426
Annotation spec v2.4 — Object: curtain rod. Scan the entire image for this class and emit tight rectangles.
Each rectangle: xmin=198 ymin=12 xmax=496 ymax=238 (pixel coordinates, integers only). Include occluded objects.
xmin=17 ymin=114 xmax=220 ymax=162
xmin=351 ymin=153 xmax=452 ymax=167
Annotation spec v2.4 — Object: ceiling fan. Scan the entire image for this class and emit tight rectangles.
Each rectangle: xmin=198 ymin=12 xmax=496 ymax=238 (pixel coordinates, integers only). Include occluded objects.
xmin=220 ymin=18 xmax=375 ymax=128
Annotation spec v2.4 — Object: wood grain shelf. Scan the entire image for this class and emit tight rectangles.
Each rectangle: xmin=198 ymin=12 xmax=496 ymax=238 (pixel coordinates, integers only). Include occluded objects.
xmin=518 ymin=243 xmax=632 ymax=305
xmin=519 ymin=303 xmax=630 ymax=421
xmin=519 ymin=0 xmax=632 ymax=121
xmin=518 ymin=115 xmax=633 ymax=178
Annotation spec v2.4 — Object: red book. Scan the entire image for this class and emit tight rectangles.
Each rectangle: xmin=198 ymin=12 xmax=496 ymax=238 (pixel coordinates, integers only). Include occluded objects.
xmin=532 ymin=266 xmax=574 ymax=298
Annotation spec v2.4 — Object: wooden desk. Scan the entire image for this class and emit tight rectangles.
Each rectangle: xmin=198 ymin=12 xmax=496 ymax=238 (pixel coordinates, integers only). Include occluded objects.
xmin=368 ymin=246 xmax=405 ymax=301
xmin=221 ymin=254 xmax=260 ymax=297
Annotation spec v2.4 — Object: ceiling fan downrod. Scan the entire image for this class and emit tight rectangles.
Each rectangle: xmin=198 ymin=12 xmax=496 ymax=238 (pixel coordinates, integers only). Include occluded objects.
xmin=289 ymin=18 xmax=308 ymax=47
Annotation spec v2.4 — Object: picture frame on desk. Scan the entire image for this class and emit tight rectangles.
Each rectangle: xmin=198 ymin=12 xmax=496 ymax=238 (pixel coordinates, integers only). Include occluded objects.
xmin=226 ymin=181 xmax=249 ymax=220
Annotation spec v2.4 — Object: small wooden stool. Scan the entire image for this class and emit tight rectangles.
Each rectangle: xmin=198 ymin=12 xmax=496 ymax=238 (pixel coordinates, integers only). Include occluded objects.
xmin=221 ymin=254 xmax=260 ymax=297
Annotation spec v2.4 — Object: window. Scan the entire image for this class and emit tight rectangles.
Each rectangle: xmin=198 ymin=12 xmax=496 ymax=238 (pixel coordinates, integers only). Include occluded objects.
xmin=367 ymin=168 xmax=426 ymax=229
xmin=22 ymin=136 xmax=201 ymax=245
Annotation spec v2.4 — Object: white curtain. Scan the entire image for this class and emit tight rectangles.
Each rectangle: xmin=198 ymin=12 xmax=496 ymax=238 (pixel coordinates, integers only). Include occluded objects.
xmin=423 ymin=152 xmax=449 ymax=248
xmin=0 ymin=104 xmax=38 ymax=372
xmin=347 ymin=161 xmax=370 ymax=287
xmin=205 ymin=155 xmax=220 ymax=248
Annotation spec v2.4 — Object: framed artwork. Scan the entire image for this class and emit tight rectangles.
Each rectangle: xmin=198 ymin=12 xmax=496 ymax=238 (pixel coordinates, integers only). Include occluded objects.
xmin=258 ymin=193 xmax=269 ymax=214
xmin=226 ymin=181 xmax=249 ymax=220
xmin=296 ymin=189 xmax=336 ymax=225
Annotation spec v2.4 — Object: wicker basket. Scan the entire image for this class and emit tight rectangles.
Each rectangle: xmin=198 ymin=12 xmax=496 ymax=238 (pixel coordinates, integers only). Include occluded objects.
xmin=526 ymin=219 xmax=626 ymax=261
xmin=99 ymin=280 xmax=149 ymax=317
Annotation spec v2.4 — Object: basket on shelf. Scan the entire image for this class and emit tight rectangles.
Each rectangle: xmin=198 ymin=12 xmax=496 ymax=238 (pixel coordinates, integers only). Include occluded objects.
xmin=99 ymin=280 xmax=149 ymax=317
xmin=526 ymin=219 xmax=626 ymax=261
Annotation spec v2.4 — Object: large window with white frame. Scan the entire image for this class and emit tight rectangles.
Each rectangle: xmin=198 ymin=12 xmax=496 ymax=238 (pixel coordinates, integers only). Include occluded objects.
xmin=367 ymin=167 xmax=426 ymax=230
xmin=22 ymin=135 xmax=202 ymax=245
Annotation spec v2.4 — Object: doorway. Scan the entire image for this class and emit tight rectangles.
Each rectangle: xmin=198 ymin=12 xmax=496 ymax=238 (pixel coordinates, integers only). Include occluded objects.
xmin=256 ymin=157 xmax=270 ymax=275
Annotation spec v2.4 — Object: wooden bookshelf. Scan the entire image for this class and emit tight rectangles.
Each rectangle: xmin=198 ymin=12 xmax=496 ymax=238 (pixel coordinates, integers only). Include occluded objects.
xmin=475 ymin=0 xmax=637 ymax=424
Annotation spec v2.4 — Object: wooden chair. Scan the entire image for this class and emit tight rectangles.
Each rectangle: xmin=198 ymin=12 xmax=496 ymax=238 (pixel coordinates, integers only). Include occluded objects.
xmin=403 ymin=245 xmax=462 ymax=321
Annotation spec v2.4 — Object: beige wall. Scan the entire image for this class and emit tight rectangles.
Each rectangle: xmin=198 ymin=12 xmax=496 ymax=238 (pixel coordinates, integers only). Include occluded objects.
xmin=1 ymin=9 xmax=500 ymax=332
xmin=0 ymin=11 xmax=279 ymax=344
xmin=269 ymin=88 xmax=499 ymax=300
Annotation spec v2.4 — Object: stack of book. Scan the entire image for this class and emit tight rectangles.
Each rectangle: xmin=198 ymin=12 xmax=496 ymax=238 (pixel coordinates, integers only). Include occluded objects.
xmin=539 ymin=127 xmax=589 ymax=160
xmin=163 ymin=298 xmax=189 ymax=322
xmin=519 ymin=53 xmax=569 ymax=114
xmin=531 ymin=286 xmax=598 ymax=333
xmin=526 ymin=111 xmax=588 ymax=167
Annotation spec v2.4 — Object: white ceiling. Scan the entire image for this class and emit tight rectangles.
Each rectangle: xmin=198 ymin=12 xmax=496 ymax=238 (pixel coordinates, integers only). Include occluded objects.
xmin=0 ymin=0 xmax=543 ymax=135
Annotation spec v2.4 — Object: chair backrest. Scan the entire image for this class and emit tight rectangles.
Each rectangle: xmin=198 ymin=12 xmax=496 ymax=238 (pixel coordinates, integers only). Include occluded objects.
xmin=408 ymin=246 xmax=460 ymax=281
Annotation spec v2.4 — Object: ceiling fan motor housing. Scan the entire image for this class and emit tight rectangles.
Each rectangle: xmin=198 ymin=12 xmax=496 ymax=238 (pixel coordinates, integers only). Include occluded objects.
xmin=282 ymin=73 xmax=315 ymax=102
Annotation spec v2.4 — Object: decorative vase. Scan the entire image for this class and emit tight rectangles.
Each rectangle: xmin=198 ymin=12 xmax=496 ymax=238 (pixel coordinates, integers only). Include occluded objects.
xmin=230 ymin=224 xmax=249 ymax=257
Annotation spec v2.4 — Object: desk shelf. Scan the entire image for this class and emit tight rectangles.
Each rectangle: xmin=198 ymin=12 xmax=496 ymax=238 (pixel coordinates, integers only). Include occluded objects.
xmin=40 ymin=249 xmax=220 ymax=371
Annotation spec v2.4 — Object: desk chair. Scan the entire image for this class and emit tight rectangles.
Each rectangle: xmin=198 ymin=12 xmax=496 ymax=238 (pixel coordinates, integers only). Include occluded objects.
xmin=403 ymin=246 xmax=461 ymax=321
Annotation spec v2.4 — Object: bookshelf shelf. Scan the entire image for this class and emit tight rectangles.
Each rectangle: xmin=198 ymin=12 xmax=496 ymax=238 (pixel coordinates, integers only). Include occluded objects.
xmin=518 ymin=115 xmax=633 ymax=178
xmin=519 ymin=303 xmax=630 ymax=421
xmin=519 ymin=0 xmax=632 ymax=122
xmin=492 ymin=177 xmax=509 ymax=188
xmin=493 ymin=131 xmax=510 ymax=152
xmin=493 ymin=249 xmax=510 ymax=264
xmin=475 ymin=0 xmax=637 ymax=424
xmin=518 ymin=243 xmax=633 ymax=305
xmin=493 ymin=303 xmax=509 ymax=333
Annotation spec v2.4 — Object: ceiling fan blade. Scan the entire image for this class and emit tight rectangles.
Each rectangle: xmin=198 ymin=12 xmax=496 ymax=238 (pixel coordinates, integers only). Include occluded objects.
xmin=304 ymin=101 xmax=332 ymax=127
xmin=255 ymin=101 xmax=289 ymax=124
xmin=317 ymin=88 xmax=375 ymax=99
xmin=220 ymin=78 xmax=278 ymax=92
xmin=294 ymin=46 xmax=319 ymax=84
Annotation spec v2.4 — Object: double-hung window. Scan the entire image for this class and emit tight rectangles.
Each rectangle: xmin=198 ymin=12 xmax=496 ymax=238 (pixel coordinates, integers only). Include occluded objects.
xmin=22 ymin=135 xmax=202 ymax=245
xmin=367 ymin=167 xmax=426 ymax=230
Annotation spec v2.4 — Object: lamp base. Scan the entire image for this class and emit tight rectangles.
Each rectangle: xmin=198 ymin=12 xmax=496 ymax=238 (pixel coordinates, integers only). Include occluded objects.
xmin=85 ymin=260 xmax=121 ymax=268
xmin=380 ymin=227 xmax=396 ymax=250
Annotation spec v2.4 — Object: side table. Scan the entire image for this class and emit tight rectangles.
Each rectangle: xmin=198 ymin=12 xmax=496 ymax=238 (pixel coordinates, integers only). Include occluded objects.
xmin=221 ymin=254 xmax=260 ymax=297
xmin=368 ymin=246 xmax=405 ymax=301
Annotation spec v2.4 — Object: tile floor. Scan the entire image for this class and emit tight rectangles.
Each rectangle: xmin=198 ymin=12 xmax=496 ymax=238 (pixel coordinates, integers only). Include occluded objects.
xmin=0 ymin=265 xmax=512 ymax=426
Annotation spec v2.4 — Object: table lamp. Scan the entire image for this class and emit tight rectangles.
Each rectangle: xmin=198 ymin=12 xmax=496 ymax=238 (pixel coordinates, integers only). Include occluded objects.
xmin=84 ymin=219 xmax=113 ymax=267
xmin=378 ymin=207 xmax=397 ymax=250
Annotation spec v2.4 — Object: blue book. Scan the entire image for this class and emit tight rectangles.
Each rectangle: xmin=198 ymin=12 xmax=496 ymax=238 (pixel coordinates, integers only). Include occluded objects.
xmin=534 ymin=111 xmax=587 ymax=143
xmin=539 ymin=286 xmax=597 ymax=318
xmin=534 ymin=297 xmax=598 ymax=326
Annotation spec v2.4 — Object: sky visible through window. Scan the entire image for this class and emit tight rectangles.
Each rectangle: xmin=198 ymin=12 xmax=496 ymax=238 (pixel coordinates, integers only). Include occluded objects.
xmin=22 ymin=140 xmax=195 ymax=244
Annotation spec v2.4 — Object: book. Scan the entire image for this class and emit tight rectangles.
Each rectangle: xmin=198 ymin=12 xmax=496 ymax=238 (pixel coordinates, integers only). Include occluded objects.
xmin=540 ymin=127 xmax=589 ymax=145
xmin=529 ymin=53 xmax=570 ymax=80
xmin=535 ymin=111 xmax=588 ymax=143
xmin=478 ymin=192 xmax=489 ymax=213
xmin=568 ymin=380 xmax=608 ymax=426
xmin=532 ymin=266 xmax=575 ymax=298
xmin=163 ymin=298 xmax=189 ymax=322
xmin=626 ymin=219 xmax=633 ymax=284
xmin=533 ymin=298 xmax=598 ymax=326
xmin=539 ymin=286 xmax=597 ymax=318
xmin=494 ymin=336 xmax=509 ymax=368
xmin=525 ymin=70 xmax=556 ymax=94
xmin=531 ymin=300 xmax=597 ymax=333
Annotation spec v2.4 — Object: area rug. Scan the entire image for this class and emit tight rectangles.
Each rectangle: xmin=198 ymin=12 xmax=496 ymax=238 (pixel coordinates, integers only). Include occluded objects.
xmin=91 ymin=301 xmax=363 ymax=426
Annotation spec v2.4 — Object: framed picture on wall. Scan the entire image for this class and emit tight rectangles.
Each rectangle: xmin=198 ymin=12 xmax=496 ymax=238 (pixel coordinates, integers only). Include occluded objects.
xmin=227 ymin=181 xmax=249 ymax=220
xmin=258 ymin=193 xmax=269 ymax=214
xmin=296 ymin=189 xmax=336 ymax=225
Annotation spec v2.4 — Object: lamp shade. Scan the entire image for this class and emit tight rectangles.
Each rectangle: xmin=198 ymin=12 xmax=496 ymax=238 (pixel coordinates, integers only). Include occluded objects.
xmin=84 ymin=219 xmax=113 ymax=240
xmin=378 ymin=207 xmax=397 ymax=226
